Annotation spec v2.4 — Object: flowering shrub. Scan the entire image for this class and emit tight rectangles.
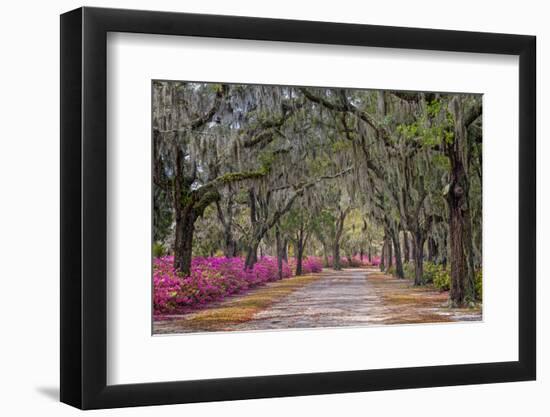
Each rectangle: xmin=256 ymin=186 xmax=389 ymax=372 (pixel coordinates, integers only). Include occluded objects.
xmin=302 ymin=257 xmax=323 ymax=273
xmin=369 ymin=256 xmax=381 ymax=266
xmin=153 ymin=257 xmax=185 ymax=313
xmin=153 ymin=255 xmax=319 ymax=315
xmin=325 ymin=255 xmax=380 ymax=268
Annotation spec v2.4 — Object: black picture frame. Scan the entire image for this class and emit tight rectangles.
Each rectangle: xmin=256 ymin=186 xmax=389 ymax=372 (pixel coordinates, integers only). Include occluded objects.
xmin=60 ymin=6 xmax=536 ymax=410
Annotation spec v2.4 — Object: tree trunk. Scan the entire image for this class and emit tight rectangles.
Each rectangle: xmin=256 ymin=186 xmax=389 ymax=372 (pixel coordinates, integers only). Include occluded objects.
xmin=391 ymin=229 xmax=404 ymax=278
xmin=223 ymin=227 xmax=237 ymax=258
xmin=403 ymin=230 xmax=410 ymax=263
xmin=368 ymin=245 xmax=372 ymax=263
xmin=172 ymin=145 xmax=196 ymax=276
xmin=322 ymin=243 xmax=329 ymax=267
xmin=386 ymin=234 xmax=393 ymax=270
xmin=244 ymin=242 xmax=259 ymax=270
xmin=428 ymin=237 xmax=437 ymax=263
xmin=296 ymin=240 xmax=304 ymax=276
xmin=446 ymin=97 xmax=476 ymax=305
xmin=380 ymin=240 xmax=386 ymax=272
xmin=448 ymin=188 xmax=475 ymax=305
xmin=275 ymin=225 xmax=284 ymax=280
xmin=245 ymin=188 xmax=260 ymax=269
xmin=216 ymin=198 xmax=237 ymax=258
xmin=413 ymin=231 xmax=425 ymax=286
xmin=332 ymin=207 xmax=348 ymax=271
xmin=441 ymin=229 xmax=448 ymax=268
xmin=173 ymin=206 xmax=195 ymax=276
xmin=333 ymin=243 xmax=342 ymax=270
xmin=448 ymin=200 xmax=467 ymax=302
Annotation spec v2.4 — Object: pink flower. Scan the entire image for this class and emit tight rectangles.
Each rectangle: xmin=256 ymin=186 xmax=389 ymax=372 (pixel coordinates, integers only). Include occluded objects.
xmin=153 ymin=255 xmax=323 ymax=316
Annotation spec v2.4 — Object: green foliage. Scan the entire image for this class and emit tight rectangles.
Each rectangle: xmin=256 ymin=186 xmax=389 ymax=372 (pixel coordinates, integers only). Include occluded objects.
xmin=423 ymin=261 xmax=439 ymax=284
xmin=332 ymin=140 xmax=352 ymax=153
xmin=427 ymin=99 xmax=442 ymax=118
xmin=404 ymin=262 xmax=415 ymax=279
xmin=218 ymin=169 xmax=267 ymax=185
xmin=207 ymin=83 xmax=222 ymax=93
xmin=433 ymin=267 xmax=451 ymax=291
xmin=432 ymin=154 xmax=451 ymax=170
xmin=396 ymin=122 xmax=419 ymax=140
xmin=386 ymin=265 xmax=396 ymax=276
xmin=475 ymin=269 xmax=483 ymax=301
xmin=444 ymin=129 xmax=454 ymax=144
xmin=431 ymin=266 xmax=481 ymax=299
xmin=153 ymin=241 xmax=167 ymax=258
xmin=404 ymin=261 xmax=450 ymax=289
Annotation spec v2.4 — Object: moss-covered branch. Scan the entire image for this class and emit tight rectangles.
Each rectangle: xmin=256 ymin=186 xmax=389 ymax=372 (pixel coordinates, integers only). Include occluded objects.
xmin=300 ymin=87 xmax=391 ymax=146
xmin=197 ymin=168 xmax=269 ymax=196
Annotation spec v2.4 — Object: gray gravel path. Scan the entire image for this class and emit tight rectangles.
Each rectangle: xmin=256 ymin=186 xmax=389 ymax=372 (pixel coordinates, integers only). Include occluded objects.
xmin=232 ymin=268 xmax=386 ymax=330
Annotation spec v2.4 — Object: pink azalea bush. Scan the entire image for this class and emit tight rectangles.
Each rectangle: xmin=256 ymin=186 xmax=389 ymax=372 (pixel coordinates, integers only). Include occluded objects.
xmin=368 ymin=256 xmax=381 ymax=266
xmin=325 ymin=255 xmax=381 ymax=268
xmin=302 ymin=257 xmax=323 ymax=273
xmin=154 ymin=255 xmax=320 ymax=315
xmin=287 ymin=256 xmax=324 ymax=274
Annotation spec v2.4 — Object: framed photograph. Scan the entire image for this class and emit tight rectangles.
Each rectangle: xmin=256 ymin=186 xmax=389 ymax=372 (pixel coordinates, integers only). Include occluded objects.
xmin=60 ymin=6 xmax=536 ymax=409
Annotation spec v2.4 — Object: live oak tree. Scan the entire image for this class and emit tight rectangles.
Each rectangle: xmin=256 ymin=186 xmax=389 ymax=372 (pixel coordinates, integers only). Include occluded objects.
xmin=153 ymin=82 xmax=301 ymax=275
xmin=444 ymin=95 xmax=482 ymax=305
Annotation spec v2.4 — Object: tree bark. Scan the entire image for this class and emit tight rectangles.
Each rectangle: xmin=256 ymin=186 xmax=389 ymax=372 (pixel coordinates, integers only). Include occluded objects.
xmin=294 ymin=224 xmax=309 ymax=276
xmin=275 ymin=225 xmax=284 ymax=280
xmin=333 ymin=242 xmax=342 ymax=270
xmin=322 ymin=243 xmax=329 ymax=268
xmin=441 ymin=231 xmax=448 ymax=268
xmin=391 ymin=228 xmax=404 ymax=278
xmin=386 ymin=234 xmax=393 ymax=271
xmin=368 ymin=244 xmax=372 ymax=263
xmin=173 ymin=206 xmax=195 ymax=276
xmin=244 ymin=242 xmax=259 ymax=270
xmin=223 ymin=228 xmax=237 ymax=258
xmin=380 ymin=240 xmax=386 ymax=272
xmin=216 ymin=198 xmax=238 ymax=258
xmin=296 ymin=239 xmax=304 ymax=276
xmin=428 ymin=237 xmax=437 ymax=263
xmin=332 ymin=207 xmax=349 ymax=271
xmin=403 ymin=230 xmax=410 ymax=263
xmin=172 ymin=147 xmax=197 ymax=276
xmin=413 ymin=231 xmax=425 ymax=286
xmin=245 ymin=188 xmax=260 ymax=269
xmin=446 ymin=97 xmax=476 ymax=305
